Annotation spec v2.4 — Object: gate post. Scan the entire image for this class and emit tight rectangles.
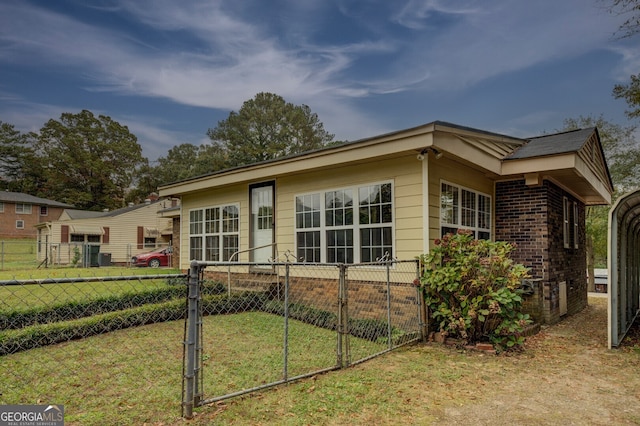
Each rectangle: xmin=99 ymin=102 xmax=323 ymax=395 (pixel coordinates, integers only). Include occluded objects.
xmin=385 ymin=260 xmax=393 ymax=350
xmin=183 ymin=261 xmax=201 ymax=419
xmin=337 ymin=264 xmax=349 ymax=367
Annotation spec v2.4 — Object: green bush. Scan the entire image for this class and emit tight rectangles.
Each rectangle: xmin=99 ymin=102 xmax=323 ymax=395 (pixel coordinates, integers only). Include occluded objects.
xmin=261 ymin=300 xmax=408 ymax=343
xmin=418 ymin=230 xmax=531 ymax=352
xmin=0 ymin=292 xmax=260 ymax=355
xmin=262 ymin=300 xmax=338 ymax=330
xmin=1 ymin=279 xmax=226 ymax=330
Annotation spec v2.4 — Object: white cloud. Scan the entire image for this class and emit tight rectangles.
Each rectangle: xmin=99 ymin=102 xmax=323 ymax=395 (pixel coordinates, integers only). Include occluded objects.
xmin=1 ymin=0 xmax=637 ymax=160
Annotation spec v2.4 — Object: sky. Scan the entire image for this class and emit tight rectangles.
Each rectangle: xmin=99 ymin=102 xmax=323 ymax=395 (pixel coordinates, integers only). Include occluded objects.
xmin=1 ymin=0 xmax=639 ymax=163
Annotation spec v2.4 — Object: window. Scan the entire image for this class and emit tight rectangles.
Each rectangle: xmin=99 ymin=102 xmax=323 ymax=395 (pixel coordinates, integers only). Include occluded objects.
xmin=70 ymin=234 xmax=84 ymax=242
xmin=296 ymin=193 xmax=321 ymax=262
xmin=15 ymin=203 xmax=32 ymax=214
xmin=189 ymin=204 xmax=239 ymax=261
xmin=563 ymin=198 xmax=580 ymax=249
xmin=16 ymin=220 xmax=24 ymax=229
xmin=440 ymin=182 xmax=491 ymax=239
xmin=144 ymin=237 xmax=156 ymax=248
xmin=0 ymin=202 xmax=4 ymax=213
xmin=40 ymin=206 xmax=48 ymax=216
xmin=573 ymin=202 xmax=579 ymax=249
xmin=295 ymin=182 xmax=393 ymax=263
xmin=563 ymin=197 xmax=571 ymax=249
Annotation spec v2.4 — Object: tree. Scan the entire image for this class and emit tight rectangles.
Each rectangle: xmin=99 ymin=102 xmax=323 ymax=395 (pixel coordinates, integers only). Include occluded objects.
xmin=0 ymin=121 xmax=40 ymax=192
xmin=609 ymin=0 xmax=640 ymax=38
xmin=207 ymin=92 xmax=336 ymax=167
xmin=609 ymin=0 xmax=640 ymax=118
xmin=562 ymin=115 xmax=640 ymax=266
xmin=36 ymin=110 xmax=146 ymax=211
xmin=613 ymin=74 xmax=640 ymax=119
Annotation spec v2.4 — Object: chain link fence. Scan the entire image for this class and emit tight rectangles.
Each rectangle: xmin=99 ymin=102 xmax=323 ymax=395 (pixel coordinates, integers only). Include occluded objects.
xmin=0 ymin=239 xmax=174 ymax=270
xmin=182 ymin=260 xmax=424 ymax=418
xmin=0 ymin=239 xmax=39 ymax=270
xmin=0 ymin=260 xmax=424 ymax=423
xmin=0 ymin=272 xmax=188 ymax=424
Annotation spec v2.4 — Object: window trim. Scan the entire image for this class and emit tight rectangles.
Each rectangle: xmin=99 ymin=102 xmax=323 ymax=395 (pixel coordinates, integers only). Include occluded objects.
xmin=15 ymin=203 xmax=32 ymax=214
xmin=188 ymin=203 xmax=240 ymax=262
xmin=573 ymin=202 xmax=579 ymax=250
xmin=294 ymin=180 xmax=394 ymax=263
xmin=439 ymin=180 xmax=492 ymax=239
xmin=0 ymin=202 xmax=4 ymax=213
xmin=563 ymin=197 xmax=571 ymax=249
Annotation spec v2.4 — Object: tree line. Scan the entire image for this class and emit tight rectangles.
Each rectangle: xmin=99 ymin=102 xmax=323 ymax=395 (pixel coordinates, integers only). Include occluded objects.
xmin=0 ymin=93 xmax=339 ymax=211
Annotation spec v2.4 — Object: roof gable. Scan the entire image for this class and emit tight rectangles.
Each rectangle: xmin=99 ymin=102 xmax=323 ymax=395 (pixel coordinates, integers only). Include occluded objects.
xmin=506 ymin=128 xmax=596 ymax=159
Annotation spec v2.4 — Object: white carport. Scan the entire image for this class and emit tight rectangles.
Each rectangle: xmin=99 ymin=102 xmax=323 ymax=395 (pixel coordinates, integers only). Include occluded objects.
xmin=608 ymin=190 xmax=640 ymax=348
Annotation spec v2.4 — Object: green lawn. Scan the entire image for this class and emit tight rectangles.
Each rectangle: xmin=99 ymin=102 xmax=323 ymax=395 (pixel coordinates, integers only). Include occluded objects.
xmin=2 ymin=297 xmax=640 ymax=425
xmin=0 ymin=267 xmax=184 ymax=312
xmin=0 ymin=311 xmax=380 ymax=425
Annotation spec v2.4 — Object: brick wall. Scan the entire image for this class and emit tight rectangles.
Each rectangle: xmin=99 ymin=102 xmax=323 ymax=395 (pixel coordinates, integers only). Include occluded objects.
xmin=495 ymin=179 xmax=587 ymax=324
xmin=0 ymin=204 xmax=67 ymax=239
xmin=202 ymin=269 xmax=420 ymax=331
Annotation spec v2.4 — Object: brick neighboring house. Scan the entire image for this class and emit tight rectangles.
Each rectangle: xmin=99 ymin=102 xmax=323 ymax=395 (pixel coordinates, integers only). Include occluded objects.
xmin=0 ymin=191 xmax=73 ymax=239
xmin=159 ymin=121 xmax=613 ymax=325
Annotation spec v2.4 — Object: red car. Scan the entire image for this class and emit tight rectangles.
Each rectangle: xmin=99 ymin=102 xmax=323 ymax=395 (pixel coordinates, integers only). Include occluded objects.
xmin=132 ymin=247 xmax=172 ymax=268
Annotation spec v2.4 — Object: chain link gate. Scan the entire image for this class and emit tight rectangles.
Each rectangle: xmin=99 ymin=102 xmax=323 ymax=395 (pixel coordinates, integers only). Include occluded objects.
xmin=182 ymin=259 xmax=424 ymax=418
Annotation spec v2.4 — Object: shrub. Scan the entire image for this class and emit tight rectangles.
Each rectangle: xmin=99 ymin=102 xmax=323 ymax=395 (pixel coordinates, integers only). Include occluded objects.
xmin=0 ymin=293 xmax=261 ymax=355
xmin=1 ymin=278 xmax=226 ymax=330
xmin=417 ymin=230 xmax=531 ymax=351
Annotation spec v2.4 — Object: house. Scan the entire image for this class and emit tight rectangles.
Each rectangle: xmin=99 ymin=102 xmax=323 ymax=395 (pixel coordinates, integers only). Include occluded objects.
xmin=158 ymin=121 xmax=613 ymax=325
xmin=0 ymin=191 xmax=74 ymax=239
xmin=36 ymin=198 xmax=178 ymax=266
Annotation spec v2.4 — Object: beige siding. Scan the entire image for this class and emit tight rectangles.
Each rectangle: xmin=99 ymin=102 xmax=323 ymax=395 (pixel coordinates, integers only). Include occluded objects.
xmin=179 ymin=154 xmax=425 ymax=268
xmin=39 ymin=203 xmax=173 ymax=265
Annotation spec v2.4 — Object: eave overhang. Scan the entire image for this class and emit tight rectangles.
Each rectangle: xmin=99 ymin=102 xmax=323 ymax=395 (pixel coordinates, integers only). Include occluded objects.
xmin=501 ymin=153 xmax=612 ymax=205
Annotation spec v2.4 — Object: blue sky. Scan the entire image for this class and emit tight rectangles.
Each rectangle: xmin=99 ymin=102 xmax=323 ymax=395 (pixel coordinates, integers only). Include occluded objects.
xmin=1 ymin=0 xmax=638 ymax=162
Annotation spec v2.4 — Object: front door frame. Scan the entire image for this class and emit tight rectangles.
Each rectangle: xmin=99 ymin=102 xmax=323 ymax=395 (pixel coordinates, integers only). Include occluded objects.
xmin=249 ymin=181 xmax=275 ymax=264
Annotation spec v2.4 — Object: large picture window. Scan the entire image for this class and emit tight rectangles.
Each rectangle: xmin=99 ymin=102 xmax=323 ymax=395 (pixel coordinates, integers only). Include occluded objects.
xmin=189 ymin=204 xmax=239 ymax=261
xmin=440 ymin=181 xmax=491 ymax=239
xmin=295 ymin=182 xmax=393 ymax=263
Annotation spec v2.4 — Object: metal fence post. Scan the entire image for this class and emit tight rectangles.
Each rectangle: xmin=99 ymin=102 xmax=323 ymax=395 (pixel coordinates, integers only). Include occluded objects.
xmin=386 ymin=261 xmax=393 ymax=350
xmin=183 ymin=262 xmax=201 ymax=419
xmin=416 ymin=260 xmax=428 ymax=342
xmin=337 ymin=264 xmax=350 ymax=367
xmin=283 ymin=263 xmax=290 ymax=381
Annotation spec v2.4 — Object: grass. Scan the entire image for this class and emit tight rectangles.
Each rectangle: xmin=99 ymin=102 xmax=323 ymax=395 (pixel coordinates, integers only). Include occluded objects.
xmin=0 ymin=311 xmax=383 ymax=425
xmin=0 ymin=267 xmax=184 ymax=319
xmin=3 ymin=272 xmax=640 ymax=425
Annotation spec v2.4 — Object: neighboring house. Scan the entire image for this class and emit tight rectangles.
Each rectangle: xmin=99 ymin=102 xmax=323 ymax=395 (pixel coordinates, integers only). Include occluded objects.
xmin=0 ymin=191 xmax=74 ymax=239
xmin=158 ymin=121 xmax=613 ymax=325
xmin=36 ymin=198 xmax=178 ymax=266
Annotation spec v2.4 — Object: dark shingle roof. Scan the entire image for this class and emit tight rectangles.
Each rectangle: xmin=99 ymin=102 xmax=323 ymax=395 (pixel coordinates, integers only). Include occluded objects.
xmin=0 ymin=191 xmax=74 ymax=208
xmin=506 ymin=128 xmax=596 ymax=160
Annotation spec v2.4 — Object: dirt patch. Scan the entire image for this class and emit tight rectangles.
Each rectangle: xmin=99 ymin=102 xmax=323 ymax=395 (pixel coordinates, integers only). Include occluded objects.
xmin=430 ymin=296 xmax=640 ymax=425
